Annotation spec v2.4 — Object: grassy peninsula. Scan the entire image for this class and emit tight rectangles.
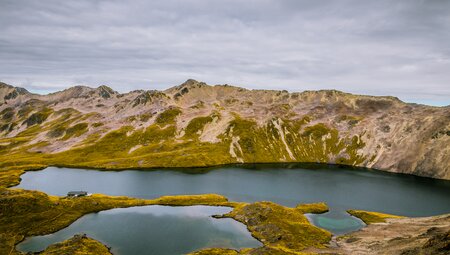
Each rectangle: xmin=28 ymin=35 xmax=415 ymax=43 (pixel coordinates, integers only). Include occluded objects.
xmin=0 ymin=182 xmax=334 ymax=255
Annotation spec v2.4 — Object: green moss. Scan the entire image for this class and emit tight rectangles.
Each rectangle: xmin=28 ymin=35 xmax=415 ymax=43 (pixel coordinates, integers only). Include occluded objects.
xmin=185 ymin=116 xmax=213 ymax=136
xmin=22 ymin=108 xmax=53 ymax=127
xmin=184 ymin=113 xmax=219 ymax=138
xmin=283 ymin=116 xmax=311 ymax=134
xmin=16 ymin=124 xmax=43 ymax=137
xmin=188 ymin=248 xmax=239 ymax=255
xmin=38 ymin=234 xmax=112 ymax=255
xmin=302 ymin=123 xmax=330 ymax=139
xmin=44 ymin=113 xmax=85 ymax=139
xmin=337 ymin=115 xmax=363 ymax=126
xmin=0 ymin=122 xmax=16 ymax=133
xmin=92 ymin=122 xmax=104 ymax=128
xmin=126 ymin=115 xmax=137 ymax=122
xmin=53 ymin=108 xmax=80 ymax=117
xmin=155 ymin=194 xmax=233 ymax=206
xmin=336 ymin=135 xmax=367 ymax=165
xmin=52 ymin=123 xmax=184 ymax=166
xmin=17 ymin=105 xmax=33 ymax=118
xmin=47 ymin=125 xmax=66 ymax=138
xmin=219 ymin=115 xmax=367 ymax=166
xmin=155 ymin=108 xmax=182 ymax=125
xmin=223 ymin=116 xmax=284 ymax=162
xmin=59 ymin=126 xmax=134 ymax=159
xmin=139 ymin=113 xmax=152 ymax=122
xmin=296 ymin=202 xmax=329 ymax=214
xmin=1 ymin=107 xmax=14 ymax=121
xmin=0 ymin=112 xmax=369 ymax=173
xmin=62 ymin=123 xmax=89 ymax=140
xmin=347 ymin=210 xmax=404 ymax=224
xmin=0 ymin=169 xmax=25 ymax=188
xmin=221 ymin=201 xmax=332 ymax=252
xmin=189 ymin=247 xmax=300 ymax=255
xmin=224 ymin=117 xmax=266 ymax=161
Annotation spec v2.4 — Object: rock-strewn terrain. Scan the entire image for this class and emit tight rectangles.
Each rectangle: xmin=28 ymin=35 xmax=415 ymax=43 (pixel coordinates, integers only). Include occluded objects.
xmin=335 ymin=213 xmax=450 ymax=255
xmin=0 ymin=79 xmax=449 ymax=179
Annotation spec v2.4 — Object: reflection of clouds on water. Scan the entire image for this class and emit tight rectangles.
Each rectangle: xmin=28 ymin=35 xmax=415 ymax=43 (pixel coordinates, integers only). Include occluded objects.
xmin=101 ymin=205 xmax=256 ymax=239
xmin=17 ymin=205 xmax=260 ymax=254
xmin=17 ymin=166 xmax=450 ymax=218
xmin=100 ymin=205 xmax=232 ymax=217
xmin=211 ymin=217 xmax=253 ymax=236
xmin=306 ymin=212 xmax=365 ymax=235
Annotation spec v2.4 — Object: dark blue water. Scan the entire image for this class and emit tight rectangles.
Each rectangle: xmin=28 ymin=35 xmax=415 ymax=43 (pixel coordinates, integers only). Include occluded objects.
xmin=17 ymin=164 xmax=450 ymax=235
xmin=17 ymin=206 xmax=261 ymax=255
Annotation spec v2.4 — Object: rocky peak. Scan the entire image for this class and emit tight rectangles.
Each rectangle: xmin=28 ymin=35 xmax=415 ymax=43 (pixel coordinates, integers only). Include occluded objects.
xmin=0 ymin=82 xmax=13 ymax=90
xmin=170 ymin=79 xmax=210 ymax=100
xmin=48 ymin=85 xmax=104 ymax=102
xmin=0 ymin=82 xmax=30 ymax=103
xmin=96 ymin=85 xmax=117 ymax=99
xmin=181 ymin=79 xmax=199 ymax=87
xmin=63 ymin=85 xmax=94 ymax=97
xmin=131 ymin=90 xmax=168 ymax=107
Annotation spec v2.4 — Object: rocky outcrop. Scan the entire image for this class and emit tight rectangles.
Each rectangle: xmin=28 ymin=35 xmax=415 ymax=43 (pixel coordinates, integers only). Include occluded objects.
xmin=336 ymin=213 xmax=450 ymax=255
xmin=0 ymin=80 xmax=449 ymax=179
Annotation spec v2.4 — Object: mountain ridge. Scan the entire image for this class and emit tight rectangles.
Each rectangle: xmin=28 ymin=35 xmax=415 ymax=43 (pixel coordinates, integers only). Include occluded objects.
xmin=0 ymin=79 xmax=412 ymax=105
xmin=0 ymin=80 xmax=449 ymax=179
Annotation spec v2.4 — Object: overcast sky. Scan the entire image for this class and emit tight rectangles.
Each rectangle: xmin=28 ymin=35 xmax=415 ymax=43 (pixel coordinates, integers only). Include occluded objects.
xmin=1 ymin=0 xmax=449 ymax=105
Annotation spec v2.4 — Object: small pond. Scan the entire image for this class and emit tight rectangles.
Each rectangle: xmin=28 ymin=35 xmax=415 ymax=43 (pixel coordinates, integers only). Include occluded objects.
xmin=17 ymin=205 xmax=261 ymax=255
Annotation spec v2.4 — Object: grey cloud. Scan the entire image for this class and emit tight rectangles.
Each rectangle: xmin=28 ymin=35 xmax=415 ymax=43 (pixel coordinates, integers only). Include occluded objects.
xmin=0 ymin=0 xmax=449 ymax=105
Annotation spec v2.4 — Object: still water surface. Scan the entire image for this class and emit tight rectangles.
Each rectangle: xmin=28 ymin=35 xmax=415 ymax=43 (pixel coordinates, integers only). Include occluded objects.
xmin=17 ymin=206 xmax=260 ymax=255
xmin=17 ymin=164 xmax=450 ymax=241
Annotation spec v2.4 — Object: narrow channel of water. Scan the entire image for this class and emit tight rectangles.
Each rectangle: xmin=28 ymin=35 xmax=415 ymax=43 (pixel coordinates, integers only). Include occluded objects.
xmin=17 ymin=205 xmax=261 ymax=255
xmin=17 ymin=164 xmax=450 ymax=235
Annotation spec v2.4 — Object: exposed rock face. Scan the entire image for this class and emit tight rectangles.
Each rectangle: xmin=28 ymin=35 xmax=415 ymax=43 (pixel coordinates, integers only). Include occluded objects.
xmin=0 ymin=80 xmax=449 ymax=179
xmin=335 ymin=214 xmax=450 ymax=255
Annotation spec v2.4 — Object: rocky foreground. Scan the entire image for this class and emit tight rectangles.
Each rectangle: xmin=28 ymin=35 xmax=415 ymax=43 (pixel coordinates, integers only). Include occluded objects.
xmin=1 ymin=79 xmax=449 ymax=179
xmin=335 ymin=214 xmax=450 ymax=255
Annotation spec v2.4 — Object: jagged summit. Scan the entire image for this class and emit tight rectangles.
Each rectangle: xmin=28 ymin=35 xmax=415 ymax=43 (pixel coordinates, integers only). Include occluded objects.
xmin=96 ymin=85 xmax=117 ymax=99
xmin=0 ymin=80 xmax=408 ymax=105
xmin=0 ymin=82 xmax=13 ymax=89
xmin=0 ymin=82 xmax=31 ymax=104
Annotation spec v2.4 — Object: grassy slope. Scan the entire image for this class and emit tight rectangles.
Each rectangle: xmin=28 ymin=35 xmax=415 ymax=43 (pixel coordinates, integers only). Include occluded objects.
xmin=39 ymin=234 xmax=112 ymax=255
xmin=0 ymin=110 xmax=368 ymax=172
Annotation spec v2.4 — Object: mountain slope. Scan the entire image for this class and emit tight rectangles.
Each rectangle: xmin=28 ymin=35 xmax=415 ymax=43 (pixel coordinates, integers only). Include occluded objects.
xmin=0 ymin=80 xmax=449 ymax=179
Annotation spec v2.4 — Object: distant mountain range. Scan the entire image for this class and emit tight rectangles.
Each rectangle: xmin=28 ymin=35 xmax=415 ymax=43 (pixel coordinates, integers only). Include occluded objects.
xmin=1 ymin=79 xmax=449 ymax=179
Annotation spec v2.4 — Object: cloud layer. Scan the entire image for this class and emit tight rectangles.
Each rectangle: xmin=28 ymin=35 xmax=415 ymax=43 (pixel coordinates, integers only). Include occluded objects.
xmin=1 ymin=0 xmax=449 ymax=105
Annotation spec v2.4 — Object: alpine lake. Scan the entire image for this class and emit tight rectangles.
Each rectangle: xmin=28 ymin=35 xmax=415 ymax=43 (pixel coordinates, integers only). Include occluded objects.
xmin=15 ymin=163 xmax=450 ymax=255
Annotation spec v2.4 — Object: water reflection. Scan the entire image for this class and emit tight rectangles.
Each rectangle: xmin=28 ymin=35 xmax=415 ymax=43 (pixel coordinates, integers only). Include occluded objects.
xmin=17 ymin=206 xmax=261 ymax=255
xmin=306 ymin=210 xmax=365 ymax=235
xmin=16 ymin=164 xmax=450 ymax=235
